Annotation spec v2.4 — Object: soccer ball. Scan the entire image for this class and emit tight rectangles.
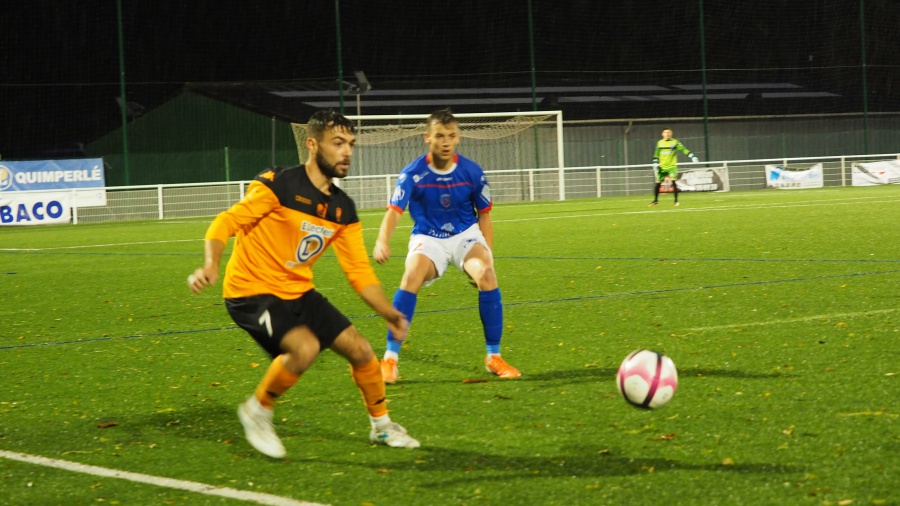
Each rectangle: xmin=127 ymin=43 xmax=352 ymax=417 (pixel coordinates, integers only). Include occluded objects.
xmin=616 ymin=350 xmax=678 ymax=409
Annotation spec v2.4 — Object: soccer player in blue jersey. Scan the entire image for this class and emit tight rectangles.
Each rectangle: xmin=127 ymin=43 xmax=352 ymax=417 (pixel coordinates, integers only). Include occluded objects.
xmin=372 ymin=108 xmax=521 ymax=383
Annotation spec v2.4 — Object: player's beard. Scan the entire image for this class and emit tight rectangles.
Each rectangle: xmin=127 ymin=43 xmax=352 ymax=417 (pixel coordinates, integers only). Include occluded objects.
xmin=316 ymin=151 xmax=348 ymax=179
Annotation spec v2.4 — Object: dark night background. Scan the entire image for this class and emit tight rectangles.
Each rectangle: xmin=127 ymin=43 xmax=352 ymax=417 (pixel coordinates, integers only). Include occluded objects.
xmin=1 ymin=0 xmax=897 ymax=160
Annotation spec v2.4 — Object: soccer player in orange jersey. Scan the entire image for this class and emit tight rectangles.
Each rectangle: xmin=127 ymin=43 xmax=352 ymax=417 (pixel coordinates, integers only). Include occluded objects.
xmin=188 ymin=110 xmax=419 ymax=457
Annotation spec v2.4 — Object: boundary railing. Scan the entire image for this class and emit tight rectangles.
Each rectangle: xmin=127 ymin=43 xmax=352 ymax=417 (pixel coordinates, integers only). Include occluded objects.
xmin=4 ymin=153 xmax=896 ymax=225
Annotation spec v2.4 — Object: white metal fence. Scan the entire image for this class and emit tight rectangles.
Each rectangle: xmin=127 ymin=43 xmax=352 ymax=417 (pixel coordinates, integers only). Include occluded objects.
xmin=19 ymin=153 xmax=897 ymax=225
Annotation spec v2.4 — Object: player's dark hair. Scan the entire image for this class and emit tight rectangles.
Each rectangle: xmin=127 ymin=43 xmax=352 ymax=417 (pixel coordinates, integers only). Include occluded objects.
xmin=426 ymin=108 xmax=458 ymax=128
xmin=307 ymin=109 xmax=355 ymax=140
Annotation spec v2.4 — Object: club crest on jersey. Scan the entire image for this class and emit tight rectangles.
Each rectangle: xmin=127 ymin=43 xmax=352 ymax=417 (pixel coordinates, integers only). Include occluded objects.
xmin=316 ymin=203 xmax=328 ymax=218
xmin=440 ymin=193 xmax=451 ymax=207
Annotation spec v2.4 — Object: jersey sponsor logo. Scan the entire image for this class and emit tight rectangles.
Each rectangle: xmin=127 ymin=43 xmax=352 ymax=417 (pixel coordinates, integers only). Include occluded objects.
xmin=287 ymin=221 xmax=335 ymax=267
xmin=300 ymin=220 xmax=335 ymax=237
xmin=292 ymin=234 xmax=324 ymax=265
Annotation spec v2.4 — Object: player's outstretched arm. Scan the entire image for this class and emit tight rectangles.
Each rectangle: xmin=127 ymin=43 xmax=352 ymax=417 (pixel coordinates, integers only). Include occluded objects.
xmin=358 ymin=284 xmax=408 ymax=341
xmin=373 ymin=208 xmax=402 ymax=264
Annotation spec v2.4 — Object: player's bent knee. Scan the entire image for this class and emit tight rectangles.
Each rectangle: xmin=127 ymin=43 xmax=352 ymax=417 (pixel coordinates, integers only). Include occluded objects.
xmin=400 ymin=265 xmax=435 ymax=291
xmin=474 ymin=267 xmax=498 ymax=290
xmin=399 ymin=272 xmax=427 ymax=292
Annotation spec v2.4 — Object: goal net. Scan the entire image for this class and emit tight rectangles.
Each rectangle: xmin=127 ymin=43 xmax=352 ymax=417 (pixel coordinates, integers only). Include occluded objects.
xmin=291 ymin=111 xmax=564 ymax=178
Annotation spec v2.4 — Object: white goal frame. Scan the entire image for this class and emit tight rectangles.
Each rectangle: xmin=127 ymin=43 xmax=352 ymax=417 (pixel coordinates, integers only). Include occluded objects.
xmin=293 ymin=110 xmax=566 ymax=199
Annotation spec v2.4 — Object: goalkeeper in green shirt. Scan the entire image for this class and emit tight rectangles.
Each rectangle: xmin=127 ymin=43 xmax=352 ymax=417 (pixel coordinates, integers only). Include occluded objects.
xmin=649 ymin=128 xmax=698 ymax=207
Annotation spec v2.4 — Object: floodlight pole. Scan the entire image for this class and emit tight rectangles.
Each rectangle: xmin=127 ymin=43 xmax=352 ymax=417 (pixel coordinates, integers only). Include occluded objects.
xmin=355 ymin=92 xmax=362 ymax=174
xmin=116 ymin=0 xmax=130 ymax=185
xmin=352 ymin=71 xmax=371 ymax=174
xmin=859 ymin=0 xmax=869 ymax=154
xmin=699 ymin=0 xmax=710 ymax=161
xmin=335 ymin=0 xmax=345 ymax=113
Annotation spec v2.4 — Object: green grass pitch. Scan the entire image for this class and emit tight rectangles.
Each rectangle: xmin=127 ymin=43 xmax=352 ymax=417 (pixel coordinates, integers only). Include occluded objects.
xmin=1 ymin=185 xmax=898 ymax=505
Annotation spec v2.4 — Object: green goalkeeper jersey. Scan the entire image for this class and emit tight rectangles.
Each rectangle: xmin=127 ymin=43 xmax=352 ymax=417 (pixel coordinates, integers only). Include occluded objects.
xmin=653 ymin=138 xmax=695 ymax=170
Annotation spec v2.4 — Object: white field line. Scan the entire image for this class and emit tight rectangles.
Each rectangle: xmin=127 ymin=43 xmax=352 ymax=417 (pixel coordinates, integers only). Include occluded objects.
xmin=3 ymin=194 xmax=897 ymax=252
xmin=686 ymin=308 xmax=900 ymax=332
xmin=1 ymin=238 xmax=200 ymax=251
xmin=0 ymin=450 xmax=327 ymax=506
xmin=491 ymin=194 xmax=900 ymax=224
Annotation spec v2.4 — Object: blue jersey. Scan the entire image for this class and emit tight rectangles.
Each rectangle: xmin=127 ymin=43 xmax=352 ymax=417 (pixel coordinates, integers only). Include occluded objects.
xmin=388 ymin=153 xmax=493 ymax=239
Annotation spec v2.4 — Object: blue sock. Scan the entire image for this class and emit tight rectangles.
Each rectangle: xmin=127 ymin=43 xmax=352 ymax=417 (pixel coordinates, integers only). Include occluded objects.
xmin=386 ymin=289 xmax=417 ymax=355
xmin=479 ymin=288 xmax=503 ymax=355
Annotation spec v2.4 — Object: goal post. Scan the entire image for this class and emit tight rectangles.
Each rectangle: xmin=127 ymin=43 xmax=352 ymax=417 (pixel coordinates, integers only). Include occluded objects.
xmin=291 ymin=111 xmax=565 ymax=181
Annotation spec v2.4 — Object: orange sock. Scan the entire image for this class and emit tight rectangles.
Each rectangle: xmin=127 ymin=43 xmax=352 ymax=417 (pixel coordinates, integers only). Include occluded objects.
xmin=254 ymin=355 xmax=300 ymax=409
xmin=351 ymin=356 xmax=388 ymax=418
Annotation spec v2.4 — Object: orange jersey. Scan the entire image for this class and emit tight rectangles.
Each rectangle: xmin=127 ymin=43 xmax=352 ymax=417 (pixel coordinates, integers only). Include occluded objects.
xmin=204 ymin=165 xmax=380 ymax=299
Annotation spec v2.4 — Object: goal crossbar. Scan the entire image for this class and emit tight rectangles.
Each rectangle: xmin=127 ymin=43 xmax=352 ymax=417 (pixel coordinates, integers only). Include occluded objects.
xmin=291 ymin=110 xmax=565 ymax=174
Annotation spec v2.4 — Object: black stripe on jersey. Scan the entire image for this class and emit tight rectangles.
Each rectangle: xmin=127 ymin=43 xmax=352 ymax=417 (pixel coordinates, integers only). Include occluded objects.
xmin=254 ymin=166 xmax=359 ymax=225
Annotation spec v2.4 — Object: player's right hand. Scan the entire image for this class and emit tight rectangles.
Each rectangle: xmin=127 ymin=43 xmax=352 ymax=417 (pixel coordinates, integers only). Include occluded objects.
xmin=187 ymin=267 xmax=218 ymax=294
xmin=373 ymin=241 xmax=391 ymax=264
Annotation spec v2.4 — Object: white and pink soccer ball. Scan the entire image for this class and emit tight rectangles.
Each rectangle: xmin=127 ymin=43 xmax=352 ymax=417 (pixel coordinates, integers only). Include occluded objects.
xmin=616 ymin=350 xmax=678 ymax=409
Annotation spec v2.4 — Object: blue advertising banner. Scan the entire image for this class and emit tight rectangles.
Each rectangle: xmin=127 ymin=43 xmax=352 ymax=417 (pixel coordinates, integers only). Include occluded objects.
xmin=0 ymin=159 xmax=104 ymax=192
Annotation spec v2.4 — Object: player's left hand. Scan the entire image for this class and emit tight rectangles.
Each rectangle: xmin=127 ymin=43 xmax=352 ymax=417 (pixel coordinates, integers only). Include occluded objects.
xmin=384 ymin=309 xmax=409 ymax=342
xmin=691 ymin=156 xmax=699 ymax=163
